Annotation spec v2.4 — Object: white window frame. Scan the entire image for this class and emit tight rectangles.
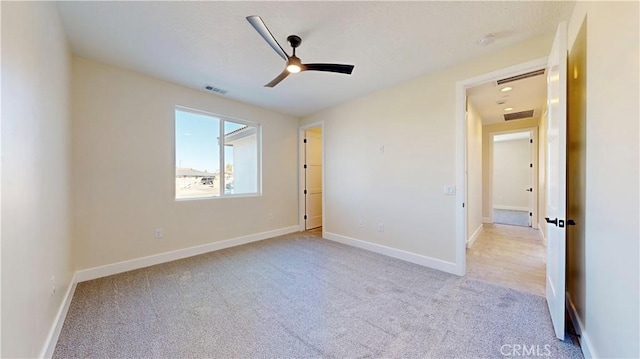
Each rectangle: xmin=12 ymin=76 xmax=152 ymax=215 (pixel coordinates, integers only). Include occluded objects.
xmin=174 ymin=105 xmax=262 ymax=200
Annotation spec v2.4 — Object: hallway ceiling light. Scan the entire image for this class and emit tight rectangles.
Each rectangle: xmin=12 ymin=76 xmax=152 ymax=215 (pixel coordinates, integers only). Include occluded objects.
xmin=501 ymin=87 xmax=513 ymax=92
xmin=504 ymin=107 xmax=514 ymax=111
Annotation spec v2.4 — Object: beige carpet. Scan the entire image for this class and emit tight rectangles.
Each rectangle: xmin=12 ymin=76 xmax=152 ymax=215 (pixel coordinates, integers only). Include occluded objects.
xmin=54 ymin=230 xmax=582 ymax=358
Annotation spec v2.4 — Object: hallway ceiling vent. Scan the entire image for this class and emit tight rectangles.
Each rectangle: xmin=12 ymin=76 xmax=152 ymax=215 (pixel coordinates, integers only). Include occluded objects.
xmin=496 ymin=68 xmax=546 ymax=85
xmin=203 ymin=84 xmax=228 ymax=95
xmin=504 ymin=109 xmax=535 ymax=121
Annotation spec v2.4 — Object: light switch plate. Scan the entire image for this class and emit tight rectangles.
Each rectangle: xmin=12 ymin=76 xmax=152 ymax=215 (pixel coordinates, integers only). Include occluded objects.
xmin=444 ymin=185 xmax=456 ymax=195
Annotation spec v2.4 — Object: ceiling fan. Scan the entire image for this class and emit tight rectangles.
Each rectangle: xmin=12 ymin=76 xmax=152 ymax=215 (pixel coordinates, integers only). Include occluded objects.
xmin=246 ymin=15 xmax=355 ymax=88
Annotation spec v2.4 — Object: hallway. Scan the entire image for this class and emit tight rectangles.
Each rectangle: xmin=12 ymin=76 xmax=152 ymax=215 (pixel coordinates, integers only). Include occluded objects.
xmin=467 ymin=224 xmax=545 ymax=296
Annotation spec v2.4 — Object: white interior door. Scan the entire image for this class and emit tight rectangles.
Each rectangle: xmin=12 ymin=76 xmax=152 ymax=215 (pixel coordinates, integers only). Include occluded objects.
xmin=305 ymin=131 xmax=322 ymax=230
xmin=545 ymin=22 xmax=568 ymax=340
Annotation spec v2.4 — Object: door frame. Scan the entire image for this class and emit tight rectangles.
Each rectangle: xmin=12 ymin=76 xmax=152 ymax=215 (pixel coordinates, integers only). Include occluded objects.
xmin=298 ymin=121 xmax=325 ymax=235
xmin=488 ymin=128 xmax=539 ymax=228
xmin=455 ymin=57 xmax=548 ymax=276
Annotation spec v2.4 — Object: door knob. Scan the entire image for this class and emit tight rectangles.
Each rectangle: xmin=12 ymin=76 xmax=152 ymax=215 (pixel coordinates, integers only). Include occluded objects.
xmin=545 ymin=217 xmax=558 ymax=226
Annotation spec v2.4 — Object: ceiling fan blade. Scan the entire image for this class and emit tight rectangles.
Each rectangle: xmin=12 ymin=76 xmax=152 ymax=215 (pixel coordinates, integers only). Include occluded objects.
xmin=265 ymin=70 xmax=290 ymax=88
xmin=246 ymin=16 xmax=288 ymax=61
xmin=302 ymin=63 xmax=354 ymax=75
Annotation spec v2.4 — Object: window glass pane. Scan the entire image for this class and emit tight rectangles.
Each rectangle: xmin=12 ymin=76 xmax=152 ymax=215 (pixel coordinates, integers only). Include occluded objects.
xmin=224 ymin=145 xmax=234 ymax=195
xmin=175 ymin=110 xmax=221 ymax=198
xmin=224 ymin=121 xmax=258 ymax=195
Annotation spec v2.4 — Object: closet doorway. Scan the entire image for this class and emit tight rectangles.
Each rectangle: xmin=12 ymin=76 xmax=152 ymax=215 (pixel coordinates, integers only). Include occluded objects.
xmin=299 ymin=124 xmax=324 ymax=231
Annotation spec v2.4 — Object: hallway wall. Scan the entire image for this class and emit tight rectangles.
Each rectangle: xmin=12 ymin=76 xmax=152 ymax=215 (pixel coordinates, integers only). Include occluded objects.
xmin=492 ymin=138 xmax=530 ymax=210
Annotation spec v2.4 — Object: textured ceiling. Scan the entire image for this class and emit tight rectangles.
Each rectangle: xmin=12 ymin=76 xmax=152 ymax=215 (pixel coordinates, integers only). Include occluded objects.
xmin=467 ymin=72 xmax=547 ymax=125
xmin=56 ymin=1 xmax=574 ymax=117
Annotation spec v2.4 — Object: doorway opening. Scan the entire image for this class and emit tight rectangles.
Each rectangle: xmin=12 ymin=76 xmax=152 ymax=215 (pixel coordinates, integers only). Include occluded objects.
xmin=458 ymin=59 xmax=547 ymax=296
xmin=491 ymin=129 xmax=537 ymax=228
xmin=299 ymin=123 xmax=324 ymax=233
xmin=457 ymin=22 xmax=571 ymax=341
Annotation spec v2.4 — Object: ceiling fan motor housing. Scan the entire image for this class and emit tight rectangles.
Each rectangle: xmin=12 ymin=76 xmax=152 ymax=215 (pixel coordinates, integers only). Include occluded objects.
xmin=287 ymin=35 xmax=302 ymax=49
xmin=246 ymin=16 xmax=354 ymax=87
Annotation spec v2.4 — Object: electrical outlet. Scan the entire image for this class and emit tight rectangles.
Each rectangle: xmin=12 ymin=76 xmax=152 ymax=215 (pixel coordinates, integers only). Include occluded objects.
xmin=154 ymin=228 xmax=163 ymax=239
xmin=378 ymin=223 xmax=384 ymax=232
xmin=50 ymin=276 xmax=56 ymax=297
xmin=379 ymin=145 xmax=385 ymax=153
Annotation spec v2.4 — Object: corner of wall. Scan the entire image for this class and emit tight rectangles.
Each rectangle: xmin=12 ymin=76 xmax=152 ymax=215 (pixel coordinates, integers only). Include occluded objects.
xmin=466 ymin=224 xmax=483 ymax=248
xmin=2 ymin=2 xmax=76 ymax=357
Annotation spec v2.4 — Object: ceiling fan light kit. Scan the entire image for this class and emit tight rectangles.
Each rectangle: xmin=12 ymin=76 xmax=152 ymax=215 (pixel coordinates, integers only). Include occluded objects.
xmin=246 ymin=15 xmax=355 ymax=88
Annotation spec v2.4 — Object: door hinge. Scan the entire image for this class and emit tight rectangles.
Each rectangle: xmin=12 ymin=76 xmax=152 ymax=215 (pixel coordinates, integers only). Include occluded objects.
xmin=304 ymin=164 xmax=307 ymax=169
xmin=462 ymin=203 xmax=465 ymax=208
xmin=530 ymin=163 xmax=533 ymax=168
xmin=530 ymin=139 xmax=533 ymax=144
xmin=304 ymin=215 xmax=307 ymax=220
xmin=303 ymin=139 xmax=307 ymax=143
xmin=304 ymin=189 xmax=307 ymax=195
xmin=530 ymin=212 xmax=532 ymax=216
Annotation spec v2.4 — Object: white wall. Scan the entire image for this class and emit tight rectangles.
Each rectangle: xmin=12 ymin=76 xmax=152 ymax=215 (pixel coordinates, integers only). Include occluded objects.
xmin=567 ymin=2 xmax=639 ymax=357
xmin=72 ymin=56 xmax=299 ymax=270
xmin=1 ymin=2 xmax=74 ymax=357
xmin=300 ymin=35 xmax=553 ymax=266
xmin=466 ymin=103 xmax=483 ymax=241
xmin=492 ymin=138 xmax=530 ymax=210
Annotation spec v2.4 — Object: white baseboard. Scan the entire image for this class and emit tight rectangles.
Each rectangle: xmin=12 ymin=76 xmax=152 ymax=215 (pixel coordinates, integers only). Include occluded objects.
xmin=482 ymin=217 xmax=492 ymax=224
xmin=324 ymin=232 xmax=457 ymax=275
xmin=566 ymin=292 xmax=596 ymax=358
xmin=467 ymin=224 xmax=483 ymax=248
xmin=538 ymin=227 xmax=547 ymax=246
xmin=493 ymin=205 xmax=530 ymax=211
xmin=39 ymin=226 xmax=299 ymax=358
xmin=566 ymin=292 xmax=584 ymax=337
xmin=40 ymin=273 xmax=77 ymax=359
xmin=580 ymin=331 xmax=597 ymax=359
xmin=76 ymin=226 xmax=299 ymax=282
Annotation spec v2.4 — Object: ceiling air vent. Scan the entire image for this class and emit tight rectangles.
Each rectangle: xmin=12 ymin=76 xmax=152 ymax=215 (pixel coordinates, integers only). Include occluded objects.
xmin=203 ymin=84 xmax=228 ymax=95
xmin=504 ymin=110 xmax=535 ymax=121
xmin=496 ymin=68 xmax=545 ymax=85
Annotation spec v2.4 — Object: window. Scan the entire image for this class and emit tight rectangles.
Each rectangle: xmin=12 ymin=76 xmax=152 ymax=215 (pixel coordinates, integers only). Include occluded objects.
xmin=175 ymin=107 xmax=260 ymax=199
